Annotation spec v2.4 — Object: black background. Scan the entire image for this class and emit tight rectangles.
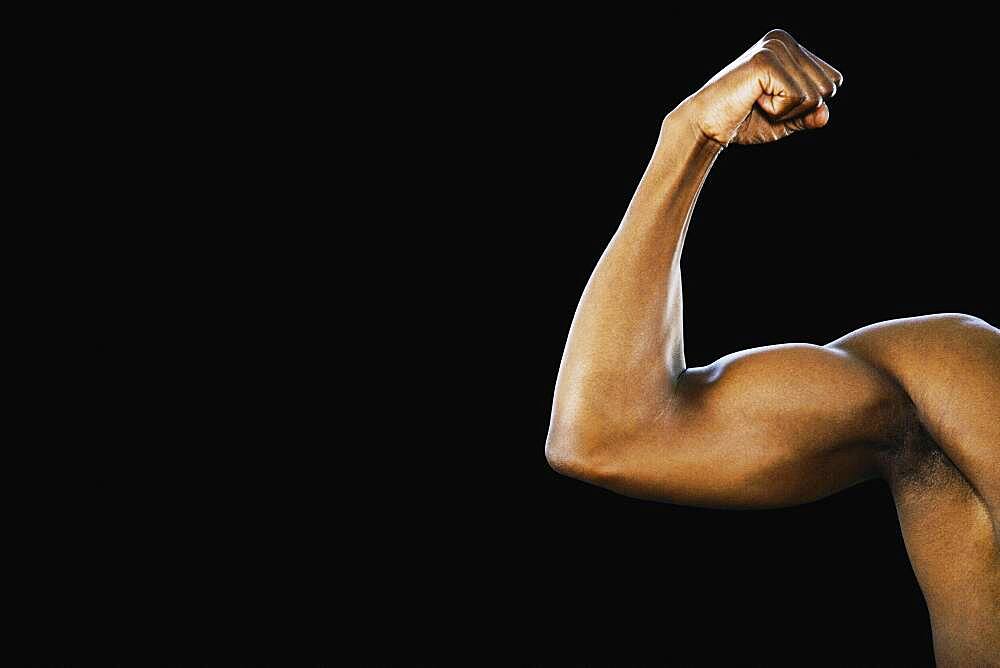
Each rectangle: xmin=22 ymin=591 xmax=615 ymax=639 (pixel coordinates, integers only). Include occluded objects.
xmin=381 ymin=9 xmax=999 ymax=666
xmin=16 ymin=6 xmax=996 ymax=662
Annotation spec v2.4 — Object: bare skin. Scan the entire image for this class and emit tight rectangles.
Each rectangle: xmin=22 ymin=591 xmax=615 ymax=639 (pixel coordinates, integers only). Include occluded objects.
xmin=545 ymin=29 xmax=1000 ymax=666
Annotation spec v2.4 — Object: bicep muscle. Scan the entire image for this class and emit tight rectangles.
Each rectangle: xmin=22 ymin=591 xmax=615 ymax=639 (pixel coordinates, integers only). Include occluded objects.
xmin=603 ymin=343 xmax=899 ymax=508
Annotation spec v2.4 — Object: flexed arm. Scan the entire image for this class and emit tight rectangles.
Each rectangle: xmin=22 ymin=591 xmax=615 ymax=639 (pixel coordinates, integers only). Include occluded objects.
xmin=544 ymin=31 xmax=891 ymax=509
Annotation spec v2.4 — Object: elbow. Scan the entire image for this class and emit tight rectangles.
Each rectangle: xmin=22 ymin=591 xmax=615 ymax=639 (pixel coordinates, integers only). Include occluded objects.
xmin=544 ymin=433 xmax=582 ymax=478
xmin=544 ymin=425 xmax=619 ymax=484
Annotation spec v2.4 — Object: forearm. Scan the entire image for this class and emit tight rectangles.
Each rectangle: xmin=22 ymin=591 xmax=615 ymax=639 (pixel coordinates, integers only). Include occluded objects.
xmin=546 ymin=29 xmax=848 ymax=494
xmin=547 ymin=103 xmax=723 ymax=452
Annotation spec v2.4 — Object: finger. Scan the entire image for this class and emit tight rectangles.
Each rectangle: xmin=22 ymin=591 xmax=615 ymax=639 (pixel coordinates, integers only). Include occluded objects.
xmin=800 ymin=50 xmax=838 ymax=98
xmin=801 ymin=45 xmax=844 ymax=88
xmin=777 ymin=40 xmax=837 ymax=99
xmin=760 ymin=30 xmax=842 ymax=98
xmin=785 ymin=102 xmax=830 ymax=133
xmin=762 ymin=39 xmax=823 ymax=121
xmin=751 ymin=47 xmax=806 ymax=118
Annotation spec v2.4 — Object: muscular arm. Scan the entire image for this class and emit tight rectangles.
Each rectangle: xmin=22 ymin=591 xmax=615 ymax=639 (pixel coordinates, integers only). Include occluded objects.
xmin=544 ymin=30 xmax=896 ymax=509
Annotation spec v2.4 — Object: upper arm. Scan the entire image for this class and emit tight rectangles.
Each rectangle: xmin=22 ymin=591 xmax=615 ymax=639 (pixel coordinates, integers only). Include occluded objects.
xmin=573 ymin=342 xmax=902 ymax=509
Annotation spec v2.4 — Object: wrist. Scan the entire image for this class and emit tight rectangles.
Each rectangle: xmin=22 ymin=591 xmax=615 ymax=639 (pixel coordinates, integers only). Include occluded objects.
xmin=660 ymin=97 xmax=727 ymax=153
xmin=628 ymin=99 xmax=724 ymax=210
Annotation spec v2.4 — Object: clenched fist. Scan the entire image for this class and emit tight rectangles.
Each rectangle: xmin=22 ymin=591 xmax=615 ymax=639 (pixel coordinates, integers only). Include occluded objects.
xmin=686 ymin=29 xmax=844 ymax=146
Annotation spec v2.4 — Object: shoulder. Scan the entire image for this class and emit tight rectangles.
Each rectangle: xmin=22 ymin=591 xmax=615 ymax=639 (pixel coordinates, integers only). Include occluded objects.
xmin=826 ymin=312 xmax=999 ymax=433
xmin=828 ymin=313 xmax=998 ymax=362
xmin=826 ymin=313 xmax=999 ymax=410
xmin=831 ymin=313 xmax=1000 ymax=511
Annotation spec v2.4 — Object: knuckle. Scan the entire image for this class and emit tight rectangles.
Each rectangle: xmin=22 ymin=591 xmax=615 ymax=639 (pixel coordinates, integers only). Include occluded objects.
xmin=824 ymin=65 xmax=845 ymax=86
xmin=751 ymin=47 xmax=776 ymax=65
xmin=763 ymin=28 xmax=794 ymax=42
